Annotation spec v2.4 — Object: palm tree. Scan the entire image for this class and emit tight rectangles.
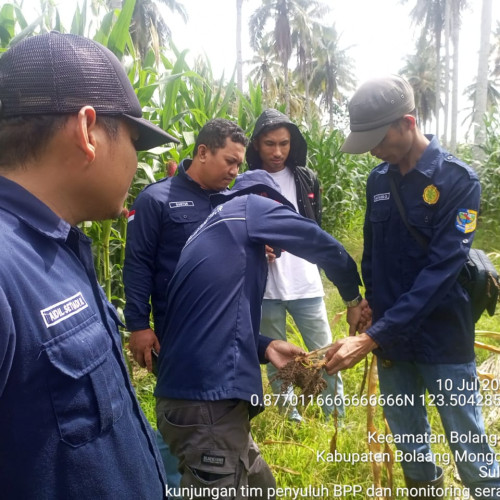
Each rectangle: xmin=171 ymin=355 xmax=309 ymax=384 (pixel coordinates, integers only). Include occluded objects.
xmin=309 ymin=24 xmax=355 ymax=129
xmin=462 ymin=17 xmax=500 ymax=142
xmin=401 ymin=36 xmax=438 ymax=132
xmin=448 ymin=0 xmax=468 ymax=151
xmin=246 ymin=34 xmax=282 ymax=107
xmin=249 ymin=0 xmax=328 ymax=115
xmin=402 ymin=0 xmax=468 ymax=149
xmin=103 ymin=0 xmax=188 ymax=62
xmin=249 ymin=0 xmax=292 ymax=114
xmin=290 ymin=1 xmax=329 ymax=124
xmin=401 ymin=0 xmax=445 ymax=137
xmin=236 ymin=0 xmax=244 ymax=92
xmin=463 ymin=81 xmax=500 ymax=128
xmin=471 ymin=0 xmax=493 ymax=148
xmin=492 ymin=22 xmax=500 ymax=82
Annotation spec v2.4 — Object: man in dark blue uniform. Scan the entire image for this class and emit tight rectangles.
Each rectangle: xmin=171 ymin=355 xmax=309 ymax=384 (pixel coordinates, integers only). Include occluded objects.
xmin=155 ymin=170 xmax=363 ymax=500
xmin=326 ymin=75 xmax=500 ymax=499
xmin=124 ymin=119 xmax=248 ymax=371
xmin=123 ymin=119 xmax=248 ymax=492
xmin=0 ymin=32 xmax=178 ymax=499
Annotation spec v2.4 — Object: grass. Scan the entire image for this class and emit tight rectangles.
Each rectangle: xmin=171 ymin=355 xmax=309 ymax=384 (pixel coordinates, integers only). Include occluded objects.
xmin=130 ymin=222 xmax=500 ymax=499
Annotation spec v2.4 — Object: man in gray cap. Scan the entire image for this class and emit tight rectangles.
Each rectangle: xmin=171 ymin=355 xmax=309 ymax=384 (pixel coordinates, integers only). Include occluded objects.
xmin=325 ymin=75 xmax=500 ymax=498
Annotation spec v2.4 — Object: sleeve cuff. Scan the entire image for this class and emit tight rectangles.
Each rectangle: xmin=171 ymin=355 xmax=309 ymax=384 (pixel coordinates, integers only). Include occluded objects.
xmin=257 ymin=335 xmax=274 ymax=364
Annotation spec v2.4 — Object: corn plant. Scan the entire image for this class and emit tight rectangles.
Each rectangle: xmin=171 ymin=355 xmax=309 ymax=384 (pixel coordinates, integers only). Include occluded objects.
xmin=303 ymin=124 xmax=377 ymax=236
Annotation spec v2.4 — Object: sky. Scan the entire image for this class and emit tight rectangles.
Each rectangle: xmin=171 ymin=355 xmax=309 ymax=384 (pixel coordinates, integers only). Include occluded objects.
xmin=165 ymin=1 xmax=498 ymax=84
xmin=164 ymin=0 xmax=499 ymax=138
xmin=19 ymin=0 xmax=500 ymax=136
xmin=168 ymin=0 xmax=415 ymax=83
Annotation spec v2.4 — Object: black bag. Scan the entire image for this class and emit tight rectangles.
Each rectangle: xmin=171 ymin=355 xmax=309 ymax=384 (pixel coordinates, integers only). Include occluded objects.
xmin=389 ymin=176 xmax=500 ymax=323
xmin=458 ymin=249 xmax=500 ymax=322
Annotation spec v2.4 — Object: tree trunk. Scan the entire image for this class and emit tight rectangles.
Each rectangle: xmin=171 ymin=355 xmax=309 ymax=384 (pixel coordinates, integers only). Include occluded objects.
xmin=284 ymin=59 xmax=290 ymax=115
xmin=450 ymin=1 xmax=460 ymax=152
xmin=443 ymin=0 xmax=451 ymax=147
xmin=473 ymin=0 xmax=492 ymax=156
xmin=304 ymin=52 xmax=311 ymax=126
xmin=236 ymin=0 xmax=244 ymax=93
xmin=434 ymin=30 xmax=441 ymax=139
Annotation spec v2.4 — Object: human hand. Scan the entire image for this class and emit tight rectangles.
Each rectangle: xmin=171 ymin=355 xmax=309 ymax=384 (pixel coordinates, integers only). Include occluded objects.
xmin=324 ymin=333 xmax=377 ymax=375
xmin=345 ymin=298 xmax=372 ymax=336
xmin=265 ymin=340 xmax=305 ymax=369
xmin=128 ymin=328 xmax=160 ymax=372
xmin=344 ymin=297 xmax=362 ymax=336
xmin=265 ymin=245 xmax=281 ymax=264
xmin=357 ymin=300 xmax=372 ymax=333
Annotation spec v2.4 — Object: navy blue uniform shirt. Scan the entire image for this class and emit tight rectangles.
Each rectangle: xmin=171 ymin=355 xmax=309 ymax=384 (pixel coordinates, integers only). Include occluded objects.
xmin=124 ymin=159 xmax=223 ymax=334
xmin=363 ymin=136 xmax=480 ymax=363
xmin=0 ymin=176 xmax=165 ymax=499
xmin=155 ymin=194 xmax=361 ymax=409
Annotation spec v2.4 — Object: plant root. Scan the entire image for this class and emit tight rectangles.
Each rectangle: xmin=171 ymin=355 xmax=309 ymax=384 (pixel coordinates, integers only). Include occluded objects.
xmin=271 ymin=354 xmax=328 ymax=400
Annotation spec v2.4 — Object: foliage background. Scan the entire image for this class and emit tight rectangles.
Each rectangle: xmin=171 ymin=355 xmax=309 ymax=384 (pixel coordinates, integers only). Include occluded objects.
xmin=1 ymin=0 xmax=500 ymax=497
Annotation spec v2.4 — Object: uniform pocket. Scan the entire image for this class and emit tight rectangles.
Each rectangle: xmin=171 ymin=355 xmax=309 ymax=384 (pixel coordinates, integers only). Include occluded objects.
xmin=369 ymin=205 xmax=391 ymax=247
xmin=408 ymin=207 xmax=434 ymax=230
xmin=369 ymin=205 xmax=390 ymax=223
xmin=43 ymin=316 xmax=124 ymax=447
xmin=169 ymin=207 xmax=206 ymax=239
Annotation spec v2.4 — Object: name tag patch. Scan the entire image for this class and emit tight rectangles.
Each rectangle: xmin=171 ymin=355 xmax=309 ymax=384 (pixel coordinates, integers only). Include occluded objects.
xmin=169 ymin=201 xmax=194 ymax=208
xmin=201 ymin=453 xmax=225 ymax=467
xmin=40 ymin=292 xmax=89 ymax=328
xmin=374 ymin=193 xmax=390 ymax=203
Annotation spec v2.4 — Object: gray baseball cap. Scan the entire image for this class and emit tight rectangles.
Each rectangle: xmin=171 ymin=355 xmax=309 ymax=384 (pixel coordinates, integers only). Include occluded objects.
xmin=341 ymin=75 xmax=415 ymax=154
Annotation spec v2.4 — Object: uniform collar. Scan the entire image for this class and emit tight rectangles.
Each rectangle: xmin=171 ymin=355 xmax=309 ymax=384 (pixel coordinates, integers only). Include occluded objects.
xmin=177 ymin=158 xmax=192 ymax=179
xmin=382 ymin=135 xmax=441 ymax=178
xmin=177 ymin=159 xmax=204 ymax=188
xmin=0 ymin=176 xmax=71 ymax=241
xmin=178 ymin=158 xmax=230 ymax=194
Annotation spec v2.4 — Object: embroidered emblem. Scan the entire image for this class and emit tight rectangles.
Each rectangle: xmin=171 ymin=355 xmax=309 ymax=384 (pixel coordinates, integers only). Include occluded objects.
xmin=40 ymin=292 xmax=89 ymax=328
xmin=455 ymin=209 xmax=477 ymax=234
xmin=127 ymin=209 xmax=135 ymax=223
xmin=201 ymin=453 xmax=225 ymax=467
xmin=374 ymin=193 xmax=390 ymax=203
xmin=423 ymin=185 xmax=440 ymax=205
xmin=169 ymin=201 xmax=194 ymax=208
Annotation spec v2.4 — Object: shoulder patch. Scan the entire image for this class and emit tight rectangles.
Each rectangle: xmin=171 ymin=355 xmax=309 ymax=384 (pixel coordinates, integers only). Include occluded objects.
xmin=455 ymin=209 xmax=477 ymax=234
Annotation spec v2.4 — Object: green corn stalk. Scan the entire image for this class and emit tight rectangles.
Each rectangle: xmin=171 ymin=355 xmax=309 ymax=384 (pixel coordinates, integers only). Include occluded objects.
xmin=101 ymin=220 xmax=113 ymax=301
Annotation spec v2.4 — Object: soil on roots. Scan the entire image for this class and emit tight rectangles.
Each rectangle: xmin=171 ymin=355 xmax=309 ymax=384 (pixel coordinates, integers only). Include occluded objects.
xmin=271 ymin=354 xmax=327 ymax=400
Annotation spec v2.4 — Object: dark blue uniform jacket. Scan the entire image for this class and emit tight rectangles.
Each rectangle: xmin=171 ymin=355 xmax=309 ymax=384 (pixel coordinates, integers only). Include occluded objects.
xmin=124 ymin=159 xmax=222 ymax=334
xmin=363 ymin=136 xmax=480 ymax=363
xmin=155 ymin=193 xmax=361 ymax=409
xmin=0 ymin=176 xmax=165 ymax=499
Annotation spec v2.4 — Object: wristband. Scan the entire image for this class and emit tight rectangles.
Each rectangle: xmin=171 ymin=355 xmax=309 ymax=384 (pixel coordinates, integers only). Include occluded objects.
xmin=343 ymin=294 xmax=362 ymax=308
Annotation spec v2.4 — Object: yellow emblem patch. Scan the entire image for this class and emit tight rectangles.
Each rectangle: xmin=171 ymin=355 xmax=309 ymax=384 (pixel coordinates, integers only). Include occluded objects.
xmin=423 ymin=184 xmax=440 ymax=205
